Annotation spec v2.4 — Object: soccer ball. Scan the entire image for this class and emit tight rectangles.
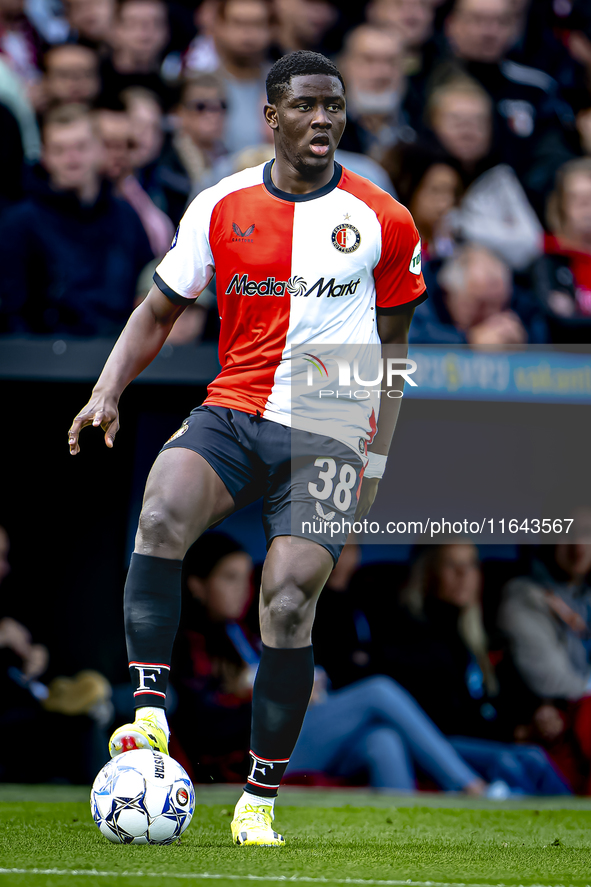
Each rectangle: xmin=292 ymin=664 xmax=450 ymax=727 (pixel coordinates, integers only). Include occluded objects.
xmin=90 ymin=749 xmax=195 ymax=844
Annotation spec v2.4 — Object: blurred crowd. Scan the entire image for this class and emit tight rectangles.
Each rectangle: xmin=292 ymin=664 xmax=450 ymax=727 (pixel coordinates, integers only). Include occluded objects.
xmin=2 ymin=0 xmax=591 ymax=341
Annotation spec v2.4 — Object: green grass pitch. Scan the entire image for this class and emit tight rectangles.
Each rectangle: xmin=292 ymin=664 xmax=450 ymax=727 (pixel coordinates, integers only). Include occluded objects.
xmin=0 ymin=786 xmax=590 ymax=887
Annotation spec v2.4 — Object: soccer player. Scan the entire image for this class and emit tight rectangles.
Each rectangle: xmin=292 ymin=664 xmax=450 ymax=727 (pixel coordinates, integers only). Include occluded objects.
xmin=68 ymin=50 xmax=426 ymax=845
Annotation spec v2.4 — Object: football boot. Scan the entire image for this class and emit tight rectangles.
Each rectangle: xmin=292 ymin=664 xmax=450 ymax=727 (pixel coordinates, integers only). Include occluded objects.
xmin=231 ymin=802 xmax=285 ymax=846
xmin=108 ymin=711 xmax=169 ymax=758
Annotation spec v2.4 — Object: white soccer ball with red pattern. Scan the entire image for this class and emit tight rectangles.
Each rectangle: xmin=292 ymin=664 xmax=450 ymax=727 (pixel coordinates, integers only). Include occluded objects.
xmin=90 ymin=749 xmax=195 ymax=844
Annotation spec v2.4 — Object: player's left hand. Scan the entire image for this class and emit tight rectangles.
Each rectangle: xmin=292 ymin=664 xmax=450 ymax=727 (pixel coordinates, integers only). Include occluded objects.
xmin=355 ymin=477 xmax=380 ymax=520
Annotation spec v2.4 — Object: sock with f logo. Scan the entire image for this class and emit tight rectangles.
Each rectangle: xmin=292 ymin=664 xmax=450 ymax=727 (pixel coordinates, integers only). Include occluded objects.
xmin=124 ymin=553 xmax=182 ymax=709
xmin=245 ymin=644 xmax=314 ymax=799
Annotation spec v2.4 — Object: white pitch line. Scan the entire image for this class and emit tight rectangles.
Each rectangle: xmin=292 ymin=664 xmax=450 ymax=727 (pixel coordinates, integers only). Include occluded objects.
xmin=0 ymin=870 xmax=587 ymax=887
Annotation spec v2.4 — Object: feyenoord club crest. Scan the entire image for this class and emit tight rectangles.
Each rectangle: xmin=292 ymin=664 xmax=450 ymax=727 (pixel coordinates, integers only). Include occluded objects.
xmin=332 ymin=223 xmax=361 ymax=253
xmin=166 ymin=421 xmax=189 ymax=444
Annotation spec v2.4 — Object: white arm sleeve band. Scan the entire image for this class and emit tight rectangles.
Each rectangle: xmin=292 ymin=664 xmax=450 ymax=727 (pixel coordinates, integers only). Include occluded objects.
xmin=364 ymin=452 xmax=387 ymax=479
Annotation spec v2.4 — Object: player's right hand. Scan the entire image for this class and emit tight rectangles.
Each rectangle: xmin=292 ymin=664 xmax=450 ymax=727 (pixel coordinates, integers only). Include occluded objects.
xmin=68 ymin=394 xmax=120 ymax=455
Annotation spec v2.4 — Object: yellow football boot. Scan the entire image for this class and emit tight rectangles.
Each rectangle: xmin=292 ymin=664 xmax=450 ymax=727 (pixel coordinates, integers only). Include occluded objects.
xmin=108 ymin=711 xmax=169 ymax=758
xmin=231 ymin=802 xmax=285 ymax=846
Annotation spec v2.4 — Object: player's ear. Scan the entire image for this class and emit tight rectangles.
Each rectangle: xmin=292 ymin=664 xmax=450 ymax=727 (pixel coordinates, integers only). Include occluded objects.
xmin=264 ymin=102 xmax=279 ymax=131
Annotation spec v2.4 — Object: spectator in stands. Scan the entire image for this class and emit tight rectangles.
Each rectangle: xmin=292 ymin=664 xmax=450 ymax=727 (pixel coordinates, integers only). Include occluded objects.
xmin=342 ymin=25 xmax=414 ymax=156
xmin=312 ymin=541 xmax=569 ymax=795
xmin=498 ymin=510 xmax=591 ymax=793
xmin=0 ymin=0 xmax=42 ymax=87
xmin=373 ymin=541 xmax=571 ymax=794
xmin=96 ymin=105 xmax=173 ymax=256
xmin=426 ymin=77 xmax=496 ymax=185
xmin=99 ymin=0 xmax=175 ymax=110
xmin=443 ymin=0 xmax=574 ymax=211
xmin=381 ymin=142 xmax=463 ymax=259
xmin=424 ymin=77 xmax=545 ymax=271
xmin=211 ymin=0 xmax=273 ymax=152
xmin=409 ymin=243 xmax=546 ymax=344
xmin=156 ymin=73 xmax=228 ymax=225
xmin=531 ymin=158 xmax=591 ymax=338
xmin=0 ymin=104 xmax=153 ymax=335
xmin=365 ymin=0 xmax=440 ymax=102
xmin=121 ymin=86 xmax=165 ymax=195
xmin=41 ymin=44 xmax=101 ymax=110
xmin=338 ymin=24 xmax=412 ymax=158
xmin=365 ymin=0 xmax=442 ymax=135
xmin=63 ymin=0 xmax=115 ymax=54
xmin=287 ymin=673 xmax=491 ymax=793
xmin=273 ymin=0 xmax=338 ymax=57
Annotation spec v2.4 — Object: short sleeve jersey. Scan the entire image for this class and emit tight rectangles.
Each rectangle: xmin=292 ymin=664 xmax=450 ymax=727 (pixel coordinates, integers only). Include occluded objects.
xmin=155 ymin=160 xmax=426 ymax=454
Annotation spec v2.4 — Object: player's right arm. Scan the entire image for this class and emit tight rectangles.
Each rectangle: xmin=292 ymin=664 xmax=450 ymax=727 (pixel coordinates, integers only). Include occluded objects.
xmin=68 ymin=285 xmax=186 ymax=454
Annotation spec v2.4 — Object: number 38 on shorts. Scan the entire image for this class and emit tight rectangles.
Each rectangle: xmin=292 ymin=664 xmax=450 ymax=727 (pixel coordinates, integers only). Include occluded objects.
xmin=307 ymin=457 xmax=359 ymax=512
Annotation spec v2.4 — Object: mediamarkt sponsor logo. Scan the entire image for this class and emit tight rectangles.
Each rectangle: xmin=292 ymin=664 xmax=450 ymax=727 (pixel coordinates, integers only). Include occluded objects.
xmin=225 ymin=273 xmax=361 ymax=298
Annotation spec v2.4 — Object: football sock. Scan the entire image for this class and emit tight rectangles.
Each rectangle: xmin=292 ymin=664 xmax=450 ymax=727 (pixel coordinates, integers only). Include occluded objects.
xmin=136 ymin=706 xmax=170 ymax=736
xmin=124 ymin=553 xmax=182 ymax=710
xmin=245 ymin=644 xmax=314 ymax=799
xmin=235 ymin=791 xmax=275 ymax=812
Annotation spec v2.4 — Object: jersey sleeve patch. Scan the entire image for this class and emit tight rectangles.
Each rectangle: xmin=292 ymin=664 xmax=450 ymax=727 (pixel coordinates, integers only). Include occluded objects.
xmin=374 ymin=206 xmax=426 ymax=310
xmin=409 ymin=239 xmax=422 ymax=275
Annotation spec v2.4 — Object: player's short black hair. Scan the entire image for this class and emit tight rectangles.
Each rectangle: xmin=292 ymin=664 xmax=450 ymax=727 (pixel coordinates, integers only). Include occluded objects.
xmin=266 ymin=51 xmax=345 ymax=106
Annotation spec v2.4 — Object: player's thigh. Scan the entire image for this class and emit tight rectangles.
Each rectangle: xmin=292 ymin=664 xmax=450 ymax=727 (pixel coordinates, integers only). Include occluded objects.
xmin=138 ymin=447 xmax=235 ymax=552
xmin=263 ymin=427 xmax=364 ymax=571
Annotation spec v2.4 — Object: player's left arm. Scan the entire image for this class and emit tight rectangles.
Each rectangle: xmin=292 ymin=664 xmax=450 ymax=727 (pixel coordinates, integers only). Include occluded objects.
xmin=355 ymin=309 xmax=414 ymax=519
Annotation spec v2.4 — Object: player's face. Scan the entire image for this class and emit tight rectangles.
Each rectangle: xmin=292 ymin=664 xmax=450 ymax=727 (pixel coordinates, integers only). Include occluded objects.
xmin=267 ymin=74 xmax=346 ymax=174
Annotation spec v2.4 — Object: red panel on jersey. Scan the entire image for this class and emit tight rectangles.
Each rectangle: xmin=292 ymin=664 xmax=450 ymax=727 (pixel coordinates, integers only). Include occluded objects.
xmin=338 ymin=168 xmax=426 ymax=310
xmin=204 ymin=184 xmax=295 ymax=414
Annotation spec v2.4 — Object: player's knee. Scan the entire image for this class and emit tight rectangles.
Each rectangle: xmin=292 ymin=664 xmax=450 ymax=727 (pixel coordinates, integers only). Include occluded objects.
xmin=136 ymin=502 xmax=186 ymax=556
xmin=266 ymin=592 xmax=306 ymax=632
xmin=261 ymin=582 xmax=314 ymax=643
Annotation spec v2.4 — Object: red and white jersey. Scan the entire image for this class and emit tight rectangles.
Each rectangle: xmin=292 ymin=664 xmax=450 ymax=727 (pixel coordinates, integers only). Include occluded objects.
xmin=154 ymin=160 xmax=426 ymax=454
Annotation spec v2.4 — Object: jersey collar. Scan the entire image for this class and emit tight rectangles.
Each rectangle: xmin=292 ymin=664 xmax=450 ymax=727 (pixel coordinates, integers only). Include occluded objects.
xmin=263 ymin=159 xmax=342 ymax=203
